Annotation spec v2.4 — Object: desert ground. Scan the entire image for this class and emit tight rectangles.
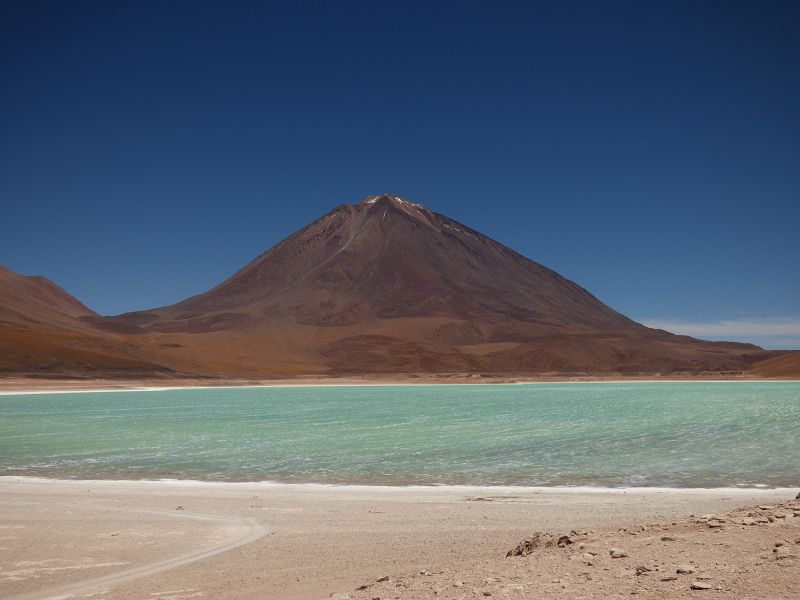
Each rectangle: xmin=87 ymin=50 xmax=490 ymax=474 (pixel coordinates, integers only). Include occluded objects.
xmin=0 ymin=478 xmax=797 ymax=600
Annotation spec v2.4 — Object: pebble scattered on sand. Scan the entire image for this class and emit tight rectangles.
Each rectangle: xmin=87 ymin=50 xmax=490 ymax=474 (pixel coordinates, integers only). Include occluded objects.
xmin=690 ymin=581 xmax=712 ymax=590
xmin=345 ymin=496 xmax=800 ymax=600
xmin=774 ymin=546 xmax=797 ymax=560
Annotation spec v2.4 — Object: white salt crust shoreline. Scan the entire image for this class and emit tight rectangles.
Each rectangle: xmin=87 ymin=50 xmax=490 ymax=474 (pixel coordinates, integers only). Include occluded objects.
xmin=1 ymin=475 xmax=796 ymax=496
xmin=0 ymin=378 xmax=798 ymax=395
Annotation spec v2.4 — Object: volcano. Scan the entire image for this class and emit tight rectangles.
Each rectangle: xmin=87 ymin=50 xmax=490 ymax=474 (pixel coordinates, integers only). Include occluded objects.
xmin=75 ymin=193 xmax=770 ymax=377
xmin=116 ymin=194 xmax=636 ymax=332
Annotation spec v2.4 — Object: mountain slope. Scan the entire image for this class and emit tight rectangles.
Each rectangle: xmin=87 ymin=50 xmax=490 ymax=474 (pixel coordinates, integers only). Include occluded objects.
xmin=752 ymin=351 xmax=800 ymax=377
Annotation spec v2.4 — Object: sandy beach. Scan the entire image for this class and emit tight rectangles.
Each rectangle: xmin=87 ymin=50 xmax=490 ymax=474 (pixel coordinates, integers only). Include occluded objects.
xmin=0 ymin=477 xmax=797 ymax=600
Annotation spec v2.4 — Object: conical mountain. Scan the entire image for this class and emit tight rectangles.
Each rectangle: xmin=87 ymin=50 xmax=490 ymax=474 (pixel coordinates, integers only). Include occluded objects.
xmin=114 ymin=194 xmax=639 ymax=333
xmin=98 ymin=194 xmax=765 ymax=376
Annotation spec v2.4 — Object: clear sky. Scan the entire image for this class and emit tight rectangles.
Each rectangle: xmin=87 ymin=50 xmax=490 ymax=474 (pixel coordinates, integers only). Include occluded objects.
xmin=2 ymin=1 xmax=798 ymax=348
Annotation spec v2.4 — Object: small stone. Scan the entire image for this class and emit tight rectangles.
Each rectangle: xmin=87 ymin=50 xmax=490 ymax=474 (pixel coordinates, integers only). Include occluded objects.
xmin=661 ymin=576 xmax=678 ymax=581
xmin=690 ymin=582 xmax=712 ymax=590
xmin=774 ymin=546 xmax=797 ymax=560
xmin=661 ymin=536 xmax=676 ymax=541
xmin=610 ymin=548 xmax=628 ymax=558
xmin=635 ymin=566 xmax=652 ymax=576
xmin=557 ymin=535 xmax=573 ymax=547
xmin=709 ymin=514 xmax=727 ymax=522
xmin=676 ymin=565 xmax=695 ymax=574
xmin=452 ymin=581 xmax=464 ymax=588
xmin=483 ymin=593 xmax=492 ymax=597
xmin=741 ymin=518 xmax=757 ymax=526
xmin=758 ymin=505 xmax=776 ymax=510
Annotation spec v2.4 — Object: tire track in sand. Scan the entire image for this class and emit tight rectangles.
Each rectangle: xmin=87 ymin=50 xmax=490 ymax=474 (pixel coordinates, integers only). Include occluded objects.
xmin=3 ymin=502 xmax=266 ymax=600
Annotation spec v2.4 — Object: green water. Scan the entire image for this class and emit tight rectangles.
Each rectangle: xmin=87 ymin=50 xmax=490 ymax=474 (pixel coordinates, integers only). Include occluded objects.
xmin=0 ymin=382 xmax=798 ymax=487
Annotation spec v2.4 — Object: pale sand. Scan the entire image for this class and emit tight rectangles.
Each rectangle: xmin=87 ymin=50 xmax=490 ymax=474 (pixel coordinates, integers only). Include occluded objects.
xmin=0 ymin=478 xmax=797 ymax=599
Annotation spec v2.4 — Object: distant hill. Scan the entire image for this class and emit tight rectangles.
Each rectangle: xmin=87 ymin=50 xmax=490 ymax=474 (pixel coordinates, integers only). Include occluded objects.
xmin=752 ymin=352 xmax=800 ymax=377
xmin=0 ymin=266 xmax=174 ymax=377
xmin=0 ymin=265 xmax=96 ymax=327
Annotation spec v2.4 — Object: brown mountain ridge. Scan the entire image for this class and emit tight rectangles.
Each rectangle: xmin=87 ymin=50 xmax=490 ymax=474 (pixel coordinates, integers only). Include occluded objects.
xmin=0 ymin=266 xmax=174 ymax=376
xmin=0 ymin=194 xmax=791 ymax=378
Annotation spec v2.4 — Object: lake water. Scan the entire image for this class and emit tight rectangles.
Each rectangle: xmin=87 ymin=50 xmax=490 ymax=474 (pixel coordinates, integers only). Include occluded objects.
xmin=0 ymin=382 xmax=797 ymax=487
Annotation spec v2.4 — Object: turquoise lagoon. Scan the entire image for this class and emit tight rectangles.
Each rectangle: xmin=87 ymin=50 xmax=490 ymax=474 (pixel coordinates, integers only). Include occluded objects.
xmin=0 ymin=382 xmax=797 ymax=487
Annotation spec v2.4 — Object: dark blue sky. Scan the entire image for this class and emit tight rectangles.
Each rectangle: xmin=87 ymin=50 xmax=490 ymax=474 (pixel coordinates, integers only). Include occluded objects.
xmin=2 ymin=1 xmax=798 ymax=347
